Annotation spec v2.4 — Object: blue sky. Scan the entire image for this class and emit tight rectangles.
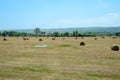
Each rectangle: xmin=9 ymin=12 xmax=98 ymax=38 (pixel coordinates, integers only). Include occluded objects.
xmin=0 ymin=0 xmax=120 ymax=29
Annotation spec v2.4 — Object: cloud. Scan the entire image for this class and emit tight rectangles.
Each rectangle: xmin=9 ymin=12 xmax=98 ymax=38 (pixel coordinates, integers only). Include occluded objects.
xmin=56 ymin=13 xmax=120 ymax=27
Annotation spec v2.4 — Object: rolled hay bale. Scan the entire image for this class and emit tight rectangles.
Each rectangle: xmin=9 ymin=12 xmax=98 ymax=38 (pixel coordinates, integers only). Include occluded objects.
xmin=26 ymin=38 xmax=29 ymax=40
xmin=52 ymin=37 xmax=55 ymax=40
xmin=23 ymin=37 xmax=26 ymax=40
xmin=111 ymin=44 xmax=119 ymax=51
xmin=81 ymin=37 xmax=84 ymax=39
xmin=3 ymin=37 xmax=7 ymax=41
xmin=112 ymin=36 xmax=117 ymax=39
xmin=95 ymin=38 xmax=97 ymax=40
xmin=80 ymin=42 xmax=85 ymax=46
xmin=75 ymin=37 xmax=78 ymax=39
xmin=39 ymin=38 xmax=43 ymax=41
xmin=101 ymin=36 xmax=105 ymax=39
xmin=63 ymin=38 xmax=65 ymax=40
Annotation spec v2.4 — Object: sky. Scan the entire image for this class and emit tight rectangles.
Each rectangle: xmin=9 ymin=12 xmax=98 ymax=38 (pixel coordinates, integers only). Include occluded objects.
xmin=0 ymin=0 xmax=120 ymax=29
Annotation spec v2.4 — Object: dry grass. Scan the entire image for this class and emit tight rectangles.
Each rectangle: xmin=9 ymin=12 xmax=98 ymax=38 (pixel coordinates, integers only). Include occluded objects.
xmin=0 ymin=37 xmax=120 ymax=80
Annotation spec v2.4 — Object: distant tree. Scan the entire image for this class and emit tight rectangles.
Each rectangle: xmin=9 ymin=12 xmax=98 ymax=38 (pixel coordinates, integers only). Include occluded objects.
xmin=72 ymin=30 xmax=79 ymax=37
xmin=34 ymin=28 xmax=41 ymax=37
xmin=53 ymin=32 xmax=60 ymax=37
xmin=2 ymin=31 xmax=9 ymax=37
xmin=64 ymin=32 xmax=70 ymax=37
xmin=9 ymin=31 xmax=17 ymax=37
xmin=0 ymin=32 xmax=1 ymax=36
xmin=60 ymin=33 xmax=64 ymax=37
xmin=41 ymin=31 xmax=46 ymax=36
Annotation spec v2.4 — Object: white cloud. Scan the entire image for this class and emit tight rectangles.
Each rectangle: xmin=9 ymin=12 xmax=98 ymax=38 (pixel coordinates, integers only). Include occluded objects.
xmin=56 ymin=13 xmax=120 ymax=27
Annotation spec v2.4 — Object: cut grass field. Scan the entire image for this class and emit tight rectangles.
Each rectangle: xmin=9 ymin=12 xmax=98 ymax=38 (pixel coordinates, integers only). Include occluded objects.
xmin=0 ymin=37 xmax=120 ymax=80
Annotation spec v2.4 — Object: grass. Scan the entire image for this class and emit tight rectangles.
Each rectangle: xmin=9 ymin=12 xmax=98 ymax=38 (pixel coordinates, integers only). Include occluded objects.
xmin=0 ymin=37 xmax=120 ymax=80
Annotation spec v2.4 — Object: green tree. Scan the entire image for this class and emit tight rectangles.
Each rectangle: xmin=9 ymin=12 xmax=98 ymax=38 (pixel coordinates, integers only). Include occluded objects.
xmin=72 ymin=30 xmax=79 ymax=37
xmin=34 ymin=27 xmax=41 ymax=37
xmin=53 ymin=32 xmax=60 ymax=37
xmin=0 ymin=32 xmax=1 ymax=36
xmin=64 ymin=32 xmax=70 ymax=37
xmin=9 ymin=31 xmax=17 ymax=37
xmin=2 ymin=31 xmax=9 ymax=37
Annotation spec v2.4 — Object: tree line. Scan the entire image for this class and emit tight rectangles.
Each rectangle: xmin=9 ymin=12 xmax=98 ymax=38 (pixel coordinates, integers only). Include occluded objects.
xmin=0 ymin=28 xmax=119 ymax=37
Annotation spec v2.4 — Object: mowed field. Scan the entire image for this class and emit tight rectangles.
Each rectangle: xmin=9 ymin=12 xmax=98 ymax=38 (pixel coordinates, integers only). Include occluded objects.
xmin=0 ymin=37 xmax=120 ymax=80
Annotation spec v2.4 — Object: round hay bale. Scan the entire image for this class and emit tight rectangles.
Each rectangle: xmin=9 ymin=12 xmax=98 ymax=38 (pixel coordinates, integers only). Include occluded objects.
xmin=75 ymin=37 xmax=78 ymax=39
xmin=52 ymin=37 xmax=55 ymax=40
xmin=3 ymin=38 xmax=7 ymax=41
xmin=80 ymin=42 xmax=85 ymax=46
xmin=23 ymin=38 xmax=26 ymax=40
xmin=101 ymin=36 xmax=105 ymax=39
xmin=112 ymin=36 xmax=117 ymax=39
xmin=39 ymin=38 xmax=43 ymax=41
xmin=95 ymin=38 xmax=97 ymax=40
xmin=111 ymin=44 xmax=119 ymax=51
xmin=81 ymin=37 xmax=84 ymax=39
xmin=63 ymin=38 xmax=65 ymax=40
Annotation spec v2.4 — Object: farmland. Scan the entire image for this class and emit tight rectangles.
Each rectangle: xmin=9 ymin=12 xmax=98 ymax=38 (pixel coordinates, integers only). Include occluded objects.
xmin=0 ymin=37 xmax=120 ymax=80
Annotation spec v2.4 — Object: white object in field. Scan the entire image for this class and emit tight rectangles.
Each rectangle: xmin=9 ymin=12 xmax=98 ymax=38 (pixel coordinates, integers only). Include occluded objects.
xmin=34 ymin=45 xmax=47 ymax=48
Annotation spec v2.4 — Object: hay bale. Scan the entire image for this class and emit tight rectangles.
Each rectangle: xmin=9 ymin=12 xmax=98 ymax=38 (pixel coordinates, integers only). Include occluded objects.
xmin=81 ymin=37 xmax=84 ymax=39
xmin=23 ymin=37 xmax=26 ymax=40
xmin=3 ymin=38 xmax=7 ymax=41
xmin=95 ymin=38 xmax=97 ymax=40
xmin=75 ymin=37 xmax=78 ymax=39
xmin=80 ymin=42 xmax=85 ymax=46
xmin=63 ymin=38 xmax=65 ymax=40
xmin=111 ymin=44 xmax=119 ymax=51
xmin=52 ymin=37 xmax=55 ymax=40
xmin=26 ymin=38 xmax=29 ymax=40
xmin=112 ymin=36 xmax=117 ymax=39
xmin=39 ymin=38 xmax=43 ymax=41
xmin=101 ymin=36 xmax=105 ymax=39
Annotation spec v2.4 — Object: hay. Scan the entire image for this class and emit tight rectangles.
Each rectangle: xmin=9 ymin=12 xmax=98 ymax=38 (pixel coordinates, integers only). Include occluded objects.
xmin=3 ymin=38 xmax=7 ymax=41
xmin=80 ymin=42 xmax=85 ymax=46
xmin=52 ymin=37 xmax=55 ymax=40
xmin=101 ymin=36 xmax=105 ymax=39
xmin=75 ymin=37 xmax=78 ymax=39
xmin=81 ymin=37 xmax=84 ymax=39
xmin=111 ymin=44 xmax=119 ymax=51
xmin=23 ymin=37 xmax=26 ymax=40
xmin=39 ymin=38 xmax=43 ymax=41
xmin=62 ymin=38 xmax=65 ymax=40
xmin=95 ymin=38 xmax=97 ymax=40
xmin=112 ymin=36 xmax=117 ymax=39
xmin=23 ymin=37 xmax=29 ymax=40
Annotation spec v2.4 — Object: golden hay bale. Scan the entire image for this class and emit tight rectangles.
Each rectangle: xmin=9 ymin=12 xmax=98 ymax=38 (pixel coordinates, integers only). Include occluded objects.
xmin=39 ymin=38 xmax=43 ymax=41
xmin=111 ymin=44 xmax=119 ymax=51
xmin=80 ymin=42 xmax=85 ymax=46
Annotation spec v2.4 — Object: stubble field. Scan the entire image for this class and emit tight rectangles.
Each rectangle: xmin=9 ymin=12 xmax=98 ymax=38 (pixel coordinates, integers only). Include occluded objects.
xmin=0 ymin=37 xmax=120 ymax=80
